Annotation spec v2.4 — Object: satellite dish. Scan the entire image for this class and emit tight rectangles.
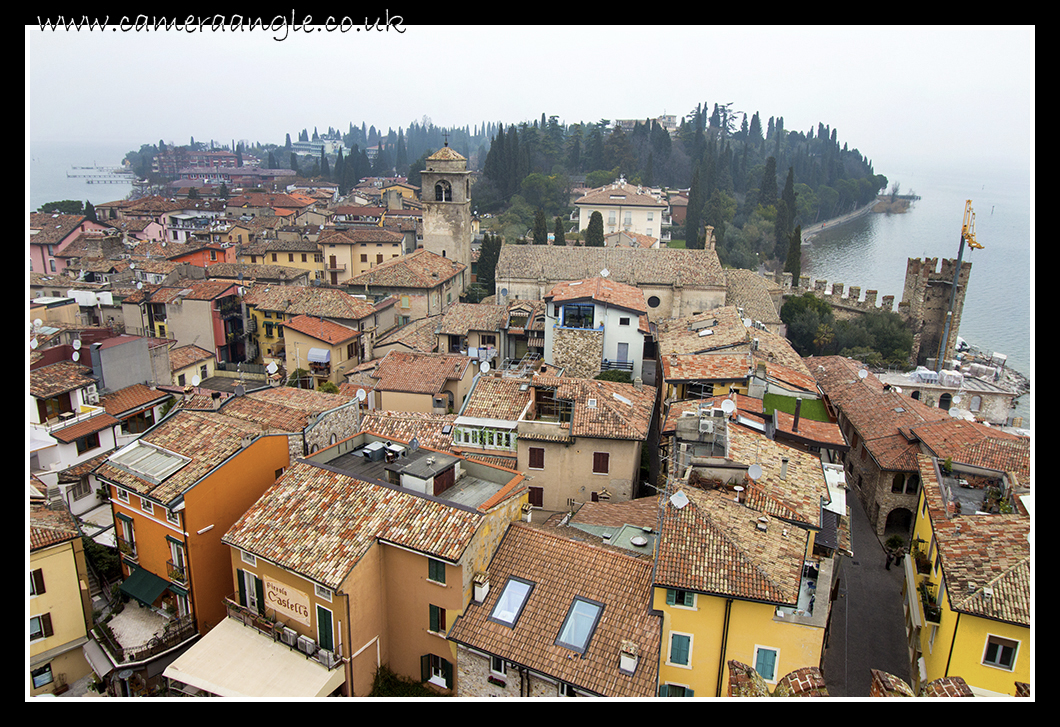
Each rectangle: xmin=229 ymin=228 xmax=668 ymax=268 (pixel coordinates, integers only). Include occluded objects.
xmin=33 ymin=319 xmax=43 ymax=330
xmin=30 ymin=338 xmax=38 ymax=349
xmin=266 ymin=362 xmax=278 ymax=374
xmin=71 ymin=351 xmax=80 ymax=362
xmin=669 ymin=491 xmax=689 ymax=510
xmin=136 ymin=281 xmax=143 ymax=289
xmin=73 ymin=339 xmax=82 ymax=350
xmin=858 ymin=369 xmax=868 ymax=379
xmin=479 ymin=361 xmax=491 ymax=374
xmin=600 ymin=268 xmax=610 ymax=278
xmin=191 ymin=375 xmax=201 ymax=386
xmin=355 ymin=388 xmax=367 ymax=402
xmin=952 ymin=395 xmax=961 ymax=404
xmin=743 ymin=318 xmax=752 ymax=327
xmin=721 ymin=399 xmax=736 ymax=415
xmin=894 ymin=386 xmax=903 ymax=394
xmin=630 ymin=535 xmax=648 ymax=547
xmin=129 ymin=262 xmax=136 ymax=269
xmin=748 ymin=463 xmax=763 ymax=480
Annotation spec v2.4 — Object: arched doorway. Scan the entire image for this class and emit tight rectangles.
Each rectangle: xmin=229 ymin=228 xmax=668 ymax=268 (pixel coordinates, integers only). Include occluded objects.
xmin=884 ymin=507 xmax=914 ymax=539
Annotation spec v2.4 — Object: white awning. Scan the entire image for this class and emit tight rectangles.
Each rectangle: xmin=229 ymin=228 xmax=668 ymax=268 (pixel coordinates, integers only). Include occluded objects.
xmin=163 ymin=617 xmax=345 ymax=698
xmin=308 ymin=348 xmax=331 ymax=364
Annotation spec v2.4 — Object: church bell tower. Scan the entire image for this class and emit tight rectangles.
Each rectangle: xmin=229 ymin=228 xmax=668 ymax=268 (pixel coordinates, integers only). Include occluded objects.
xmin=420 ymin=142 xmax=472 ymax=288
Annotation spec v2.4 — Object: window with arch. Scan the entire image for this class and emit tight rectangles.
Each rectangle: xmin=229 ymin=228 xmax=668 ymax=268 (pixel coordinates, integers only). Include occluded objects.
xmin=435 ymin=180 xmax=452 ymax=202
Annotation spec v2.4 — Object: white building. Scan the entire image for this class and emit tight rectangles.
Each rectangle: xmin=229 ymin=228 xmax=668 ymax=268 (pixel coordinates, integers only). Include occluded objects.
xmin=575 ymin=180 xmax=669 ymax=242
xmin=543 ymin=277 xmax=651 ymax=382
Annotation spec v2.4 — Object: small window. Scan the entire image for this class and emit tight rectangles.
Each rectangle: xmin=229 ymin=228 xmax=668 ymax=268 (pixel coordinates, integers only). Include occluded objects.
xmin=166 ymin=509 xmax=179 ymax=525
xmin=30 ymin=613 xmax=53 ymax=641
xmin=429 ymin=604 xmax=447 ymax=633
xmin=114 ymin=487 xmax=129 ymax=503
xmin=666 ymin=589 xmax=695 ymax=608
xmin=528 ymin=447 xmax=545 ymax=470
xmin=619 ymin=317 xmax=630 ymax=326
xmin=982 ymin=635 xmax=1019 ymax=670
xmin=660 ymin=684 xmax=693 ymax=697
xmin=490 ymin=577 xmax=534 ymax=627
xmin=490 ymin=656 xmax=507 ymax=677
xmin=754 ymin=646 xmax=779 ymax=682
xmin=315 ymin=584 xmax=332 ymax=602
xmin=428 ymin=558 xmax=446 ymax=585
xmin=140 ymin=497 xmax=154 ymax=515
xmin=30 ymin=569 xmax=46 ymax=596
xmin=240 ymin=550 xmax=257 ymax=567
xmin=555 ymin=597 xmax=604 ymax=654
xmin=668 ymin=632 xmax=691 ymax=666
xmin=647 ymin=295 xmax=661 ymax=309
xmin=592 ymin=452 xmax=609 ymax=475
xmin=31 ymin=664 xmax=54 ymax=689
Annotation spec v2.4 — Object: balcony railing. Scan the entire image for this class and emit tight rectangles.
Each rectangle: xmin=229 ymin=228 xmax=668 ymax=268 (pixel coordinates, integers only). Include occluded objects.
xmin=918 ymin=581 xmax=942 ymax=624
xmin=116 ymin=536 xmax=137 ymax=560
xmin=167 ymin=560 xmax=188 ymax=585
xmin=223 ymin=597 xmax=343 ymax=671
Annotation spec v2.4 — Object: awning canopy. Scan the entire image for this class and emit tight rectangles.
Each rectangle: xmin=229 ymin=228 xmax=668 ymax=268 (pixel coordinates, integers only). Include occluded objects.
xmin=119 ymin=566 xmax=170 ymax=607
xmin=308 ymin=348 xmax=331 ymax=364
xmin=163 ymin=617 xmax=345 ymax=698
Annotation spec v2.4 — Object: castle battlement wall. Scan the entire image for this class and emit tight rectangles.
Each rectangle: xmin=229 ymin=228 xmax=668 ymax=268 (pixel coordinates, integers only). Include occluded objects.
xmin=776 ymin=257 xmax=971 ymax=366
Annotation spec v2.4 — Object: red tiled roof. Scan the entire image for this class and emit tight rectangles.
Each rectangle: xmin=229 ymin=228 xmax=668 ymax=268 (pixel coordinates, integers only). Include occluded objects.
xmin=283 ymin=314 xmax=359 ymax=344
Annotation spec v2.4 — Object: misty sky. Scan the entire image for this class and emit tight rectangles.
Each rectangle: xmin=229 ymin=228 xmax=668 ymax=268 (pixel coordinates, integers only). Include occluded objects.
xmin=27 ymin=24 xmax=1033 ymax=175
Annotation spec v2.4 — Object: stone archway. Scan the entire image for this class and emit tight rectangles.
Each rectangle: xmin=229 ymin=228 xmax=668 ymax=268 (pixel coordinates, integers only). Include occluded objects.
xmin=883 ymin=507 xmax=914 ymax=539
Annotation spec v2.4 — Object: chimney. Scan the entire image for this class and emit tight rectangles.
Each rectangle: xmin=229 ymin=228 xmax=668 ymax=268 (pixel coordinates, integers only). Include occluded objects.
xmin=781 ymin=457 xmax=789 ymax=480
xmin=793 ymin=397 xmax=802 ymax=432
xmin=473 ymin=572 xmax=490 ymax=604
xmin=619 ymin=640 xmax=640 ymax=675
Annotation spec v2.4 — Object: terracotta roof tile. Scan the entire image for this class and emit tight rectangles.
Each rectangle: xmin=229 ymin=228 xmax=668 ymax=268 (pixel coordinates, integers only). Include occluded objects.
xmin=447 ymin=522 xmax=660 ymax=697
xmin=30 ymin=360 xmax=96 ymax=399
xmin=283 ymin=314 xmax=359 ymax=344
xmin=347 ymin=248 xmax=465 ymax=290
xmin=545 ymin=277 xmax=647 ymax=313
xmin=222 ymin=461 xmax=485 ymax=590
xmin=371 ymin=350 xmax=473 ymax=395
xmin=655 ymin=487 xmax=806 ymax=604
xmin=30 ymin=501 xmax=81 ymax=551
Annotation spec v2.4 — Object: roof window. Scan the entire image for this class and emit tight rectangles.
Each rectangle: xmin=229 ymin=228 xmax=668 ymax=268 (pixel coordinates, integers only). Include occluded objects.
xmin=555 ymin=597 xmax=604 ymax=654
xmin=489 ymin=577 xmax=534 ymax=627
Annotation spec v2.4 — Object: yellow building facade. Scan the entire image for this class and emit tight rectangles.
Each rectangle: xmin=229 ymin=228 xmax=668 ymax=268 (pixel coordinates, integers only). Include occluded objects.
xmin=904 ymin=455 xmax=1030 ymax=696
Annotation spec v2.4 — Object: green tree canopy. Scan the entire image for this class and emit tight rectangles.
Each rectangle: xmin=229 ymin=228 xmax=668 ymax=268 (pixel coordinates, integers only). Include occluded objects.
xmin=584 ymin=210 xmax=605 ymax=247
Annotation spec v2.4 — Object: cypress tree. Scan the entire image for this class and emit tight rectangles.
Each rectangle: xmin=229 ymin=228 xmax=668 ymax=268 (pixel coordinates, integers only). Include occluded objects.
xmin=533 ymin=209 xmax=548 ymax=245
xmin=553 ymin=217 xmax=566 ymax=247
xmin=585 ymin=211 xmax=605 ymax=247
xmin=784 ymin=225 xmax=802 ymax=283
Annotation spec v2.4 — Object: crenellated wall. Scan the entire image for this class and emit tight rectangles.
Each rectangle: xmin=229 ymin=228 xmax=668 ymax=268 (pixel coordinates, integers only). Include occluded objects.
xmin=776 ymin=257 xmax=971 ymax=366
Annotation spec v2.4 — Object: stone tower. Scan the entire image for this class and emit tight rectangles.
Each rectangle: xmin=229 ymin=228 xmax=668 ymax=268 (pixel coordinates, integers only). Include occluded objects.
xmin=901 ymin=257 xmax=972 ymax=368
xmin=420 ymin=144 xmax=472 ymax=289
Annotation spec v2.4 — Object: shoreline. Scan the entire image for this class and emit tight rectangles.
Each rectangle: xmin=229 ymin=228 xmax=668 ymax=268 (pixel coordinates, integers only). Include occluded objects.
xmin=801 ymin=195 xmax=915 ymax=244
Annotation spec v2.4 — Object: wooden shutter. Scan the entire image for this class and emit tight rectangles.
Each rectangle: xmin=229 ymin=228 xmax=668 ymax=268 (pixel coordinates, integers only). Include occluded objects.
xmin=237 ymin=569 xmax=247 ymax=608
xmin=317 ymin=605 xmax=334 ymax=651
xmin=420 ymin=654 xmax=430 ymax=683
xmin=528 ymin=486 xmax=543 ymax=507
xmin=529 ymin=447 xmax=544 ymax=469
xmin=41 ymin=612 xmax=53 ymax=638
xmin=31 ymin=569 xmax=46 ymax=596
xmin=665 ymin=589 xmax=676 ymax=606
xmin=670 ymin=634 xmax=689 ymax=665
xmin=592 ymin=452 xmax=609 ymax=474
xmin=254 ymin=575 xmax=265 ymax=615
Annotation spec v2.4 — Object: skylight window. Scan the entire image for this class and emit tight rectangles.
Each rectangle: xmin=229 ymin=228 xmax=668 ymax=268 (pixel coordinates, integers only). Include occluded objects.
xmin=489 ymin=577 xmax=534 ymax=627
xmin=555 ymin=597 xmax=604 ymax=654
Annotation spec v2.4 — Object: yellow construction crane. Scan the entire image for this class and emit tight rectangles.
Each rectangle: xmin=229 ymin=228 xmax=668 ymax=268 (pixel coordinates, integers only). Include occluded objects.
xmin=962 ymin=199 xmax=983 ymax=251
xmin=936 ymin=200 xmax=984 ymax=371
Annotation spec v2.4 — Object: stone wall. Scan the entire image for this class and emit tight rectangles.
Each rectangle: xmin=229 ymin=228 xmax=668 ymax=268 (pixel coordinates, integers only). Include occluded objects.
xmin=775 ymin=257 xmax=971 ymax=366
xmin=550 ymin=327 xmax=604 ymax=379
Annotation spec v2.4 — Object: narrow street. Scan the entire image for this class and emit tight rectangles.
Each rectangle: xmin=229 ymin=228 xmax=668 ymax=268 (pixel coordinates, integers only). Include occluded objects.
xmin=822 ymin=491 xmax=912 ymax=697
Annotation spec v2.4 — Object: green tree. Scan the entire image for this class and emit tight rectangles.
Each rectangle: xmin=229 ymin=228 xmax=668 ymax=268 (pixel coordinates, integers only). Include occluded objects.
xmin=784 ymin=225 xmax=802 ymax=283
xmin=36 ymin=200 xmax=84 ymax=215
xmin=533 ymin=209 xmax=548 ymax=245
xmin=758 ymin=156 xmax=778 ymax=210
xmin=477 ymin=232 xmax=502 ymax=295
xmin=584 ymin=211 xmax=605 ymax=247
xmin=553 ymin=217 xmax=566 ymax=248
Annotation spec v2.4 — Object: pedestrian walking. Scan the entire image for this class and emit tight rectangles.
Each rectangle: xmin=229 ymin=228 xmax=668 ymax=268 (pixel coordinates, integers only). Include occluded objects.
xmin=885 ymin=551 xmax=893 ymax=570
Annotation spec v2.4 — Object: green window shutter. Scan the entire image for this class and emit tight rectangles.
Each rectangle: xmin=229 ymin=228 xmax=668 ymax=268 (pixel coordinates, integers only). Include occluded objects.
xmin=685 ymin=687 xmax=694 ymax=697
xmin=671 ymin=634 xmax=690 ymax=665
xmin=658 ymin=684 xmax=667 ymax=697
xmin=430 ymin=604 xmax=446 ymax=633
xmin=442 ymin=658 xmax=453 ymax=690
xmin=237 ymin=569 xmax=246 ymax=608
xmin=666 ymin=589 xmax=676 ymax=606
xmin=420 ymin=655 xmax=430 ymax=683
xmin=755 ymin=649 xmax=777 ymax=680
xmin=317 ymin=605 xmax=334 ymax=651
xmin=254 ymin=576 xmax=265 ymax=615
xmin=429 ymin=558 xmax=445 ymax=584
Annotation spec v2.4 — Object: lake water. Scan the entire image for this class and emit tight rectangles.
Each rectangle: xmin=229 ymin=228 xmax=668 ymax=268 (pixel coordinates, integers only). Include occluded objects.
xmin=802 ymin=160 xmax=1032 ymax=427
